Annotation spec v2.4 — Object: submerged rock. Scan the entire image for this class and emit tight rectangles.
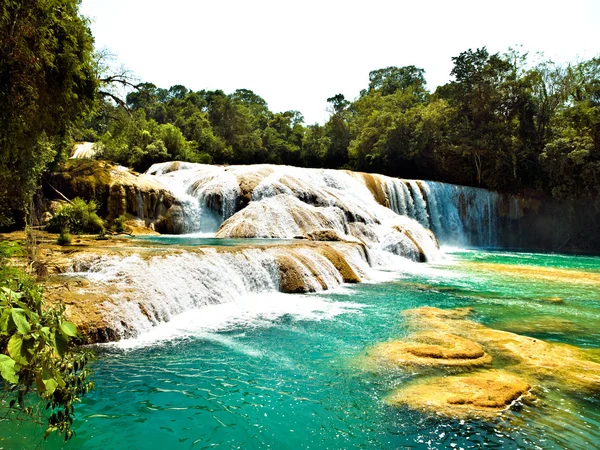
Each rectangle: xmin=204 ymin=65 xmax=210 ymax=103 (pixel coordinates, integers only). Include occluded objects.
xmin=363 ymin=305 xmax=600 ymax=419
xmin=386 ymin=370 xmax=532 ymax=418
xmin=367 ymin=332 xmax=492 ymax=368
xmin=400 ymin=307 xmax=600 ymax=393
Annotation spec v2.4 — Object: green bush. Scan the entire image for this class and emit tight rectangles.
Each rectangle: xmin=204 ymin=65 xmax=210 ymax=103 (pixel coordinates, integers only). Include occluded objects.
xmin=47 ymin=198 xmax=104 ymax=234
xmin=56 ymin=229 xmax=72 ymax=245
xmin=0 ymin=244 xmax=94 ymax=441
xmin=113 ymin=214 xmax=127 ymax=233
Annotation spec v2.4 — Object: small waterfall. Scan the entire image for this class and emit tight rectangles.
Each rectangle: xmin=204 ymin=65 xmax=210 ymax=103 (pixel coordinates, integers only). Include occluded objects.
xmin=147 ymin=162 xmax=241 ymax=234
xmin=417 ymin=181 xmax=498 ymax=247
xmin=380 ymin=178 xmax=499 ymax=247
xmin=67 ymin=243 xmax=375 ymax=340
xmin=407 ymin=181 xmax=430 ymax=228
xmin=69 ymin=249 xmax=280 ymax=337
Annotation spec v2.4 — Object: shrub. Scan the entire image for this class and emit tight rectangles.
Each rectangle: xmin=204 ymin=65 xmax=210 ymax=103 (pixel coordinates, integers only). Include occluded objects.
xmin=113 ymin=214 xmax=127 ymax=233
xmin=57 ymin=229 xmax=72 ymax=245
xmin=0 ymin=245 xmax=94 ymax=441
xmin=47 ymin=198 xmax=104 ymax=234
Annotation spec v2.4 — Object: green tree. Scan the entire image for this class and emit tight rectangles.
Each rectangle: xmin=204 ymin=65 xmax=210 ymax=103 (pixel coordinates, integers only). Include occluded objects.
xmin=0 ymin=0 xmax=97 ymax=227
xmin=365 ymin=65 xmax=428 ymax=100
xmin=436 ymin=48 xmax=522 ymax=189
xmin=325 ymin=94 xmax=352 ymax=167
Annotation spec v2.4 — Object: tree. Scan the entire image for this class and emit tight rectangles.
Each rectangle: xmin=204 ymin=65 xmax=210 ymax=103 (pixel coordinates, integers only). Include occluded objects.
xmin=0 ymin=0 xmax=97 ymax=228
xmin=365 ymin=65 xmax=428 ymax=101
xmin=325 ymin=94 xmax=352 ymax=167
xmin=437 ymin=48 xmax=521 ymax=188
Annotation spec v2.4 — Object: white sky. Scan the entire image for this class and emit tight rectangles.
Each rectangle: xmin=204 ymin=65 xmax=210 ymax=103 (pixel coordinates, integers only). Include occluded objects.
xmin=81 ymin=0 xmax=600 ymax=124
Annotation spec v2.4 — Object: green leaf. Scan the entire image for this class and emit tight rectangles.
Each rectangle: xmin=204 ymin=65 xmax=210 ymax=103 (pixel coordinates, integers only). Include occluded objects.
xmin=60 ymin=321 xmax=78 ymax=338
xmin=8 ymin=334 xmax=35 ymax=365
xmin=0 ymin=309 xmax=11 ymax=334
xmin=1 ymin=287 xmax=22 ymax=301
xmin=43 ymin=377 xmax=58 ymax=395
xmin=51 ymin=330 xmax=68 ymax=357
xmin=0 ymin=354 xmax=19 ymax=384
xmin=11 ymin=308 xmax=31 ymax=335
xmin=55 ymin=371 xmax=66 ymax=388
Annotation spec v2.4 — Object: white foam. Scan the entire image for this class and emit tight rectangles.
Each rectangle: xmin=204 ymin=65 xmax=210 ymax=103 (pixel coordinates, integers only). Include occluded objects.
xmin=110 ymin=292 xmax=365 ymax=350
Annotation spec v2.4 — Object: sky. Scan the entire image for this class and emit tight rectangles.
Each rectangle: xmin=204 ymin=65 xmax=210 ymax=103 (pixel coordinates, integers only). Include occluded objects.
xmin=81 ymin=0 xmax=600 ymax=124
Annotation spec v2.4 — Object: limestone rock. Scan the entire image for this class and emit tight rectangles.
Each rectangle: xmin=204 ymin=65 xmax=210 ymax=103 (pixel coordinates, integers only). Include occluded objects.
xmin=386 ymin=370 xmax=532 ymax=418
xmin=42 ymin=160 xmax=176 ymax=231
xmin=368 ymin=332 xmax=492 ymax=368
xmin=306 ymin=229 xmax=345 ymax=242
xmin=401 ymin=306 xmax=600 ymax=392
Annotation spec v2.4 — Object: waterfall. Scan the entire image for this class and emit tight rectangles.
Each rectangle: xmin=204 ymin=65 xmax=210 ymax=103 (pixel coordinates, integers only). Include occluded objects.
xmin=382 ymin=178 xmax=499 ymax=248
xmin=147 ymin=162 xmax=241 ymax=233
xmin=143 ymin=162 xmax=500 ymax=248
xmin=67 ymin=243 xmax=373 ymax=340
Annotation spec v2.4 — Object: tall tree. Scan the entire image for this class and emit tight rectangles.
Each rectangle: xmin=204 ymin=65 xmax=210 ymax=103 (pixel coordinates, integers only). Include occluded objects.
xmin=0 ymin=0 xmax=97 ymax=227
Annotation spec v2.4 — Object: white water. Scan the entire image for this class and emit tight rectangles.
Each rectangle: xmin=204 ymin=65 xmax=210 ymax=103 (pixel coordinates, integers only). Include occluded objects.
xmin=383 ymin=179 xmax=499 ymax=247
xmin=67 ymin=243 xmax=375 ymax=341
xmin=147 ymin=162 xmax=241 ymax=233
xmin=68 ymin=163 xmax=503 ymax=342
xmin=111 ymin=293 xmax=366 ymax=350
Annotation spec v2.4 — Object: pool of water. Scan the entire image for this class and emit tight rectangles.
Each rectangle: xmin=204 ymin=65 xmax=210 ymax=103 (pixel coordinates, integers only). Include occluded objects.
xmin=129 ymin=234 xmax=300 ymax=247
xmin=2 ymin=249 xmax=599 ymax=449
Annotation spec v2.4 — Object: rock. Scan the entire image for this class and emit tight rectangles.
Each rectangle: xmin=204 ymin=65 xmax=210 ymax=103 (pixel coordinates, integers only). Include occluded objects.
xmin=42 ymin=160 xmax=175 ymax=231
xmin=275 ymin=243 xmax=361 ymax=293
xmin=276 ymin=253 xmax=321 ymax=293
xmin=386 ymin=370 xmax=532 ymax=418
xmin=216 ymin=195 xmax=347 ymax=239
xmin=154 ymin=204 xmax=187 ymax=234
xmin=367 ymin=332 xmax=492 ymax=368
xmin=314 ymin=245 xmax=361 ymax=284
xmin=41 ymin=211 xmax=53 ymax=224
xmin=350 ymin=172 xmax=389 ymax=207
xmin=401 ymin=306 xmax=600 ymax=393
xmin=306 ymin=229 xmax=345 ymax=242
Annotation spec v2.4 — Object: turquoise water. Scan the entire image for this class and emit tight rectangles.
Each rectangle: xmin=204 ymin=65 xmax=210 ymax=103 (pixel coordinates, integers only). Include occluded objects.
xmin=129 ymin=235 xmax=299 ymax=247
xmin=2 ymin=249 xmax=600 ymax=449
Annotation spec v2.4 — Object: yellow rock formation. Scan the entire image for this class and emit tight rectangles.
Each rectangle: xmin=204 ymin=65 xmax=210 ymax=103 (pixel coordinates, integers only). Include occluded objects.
xmin=387 ymin=370 xmax=532 ymax=418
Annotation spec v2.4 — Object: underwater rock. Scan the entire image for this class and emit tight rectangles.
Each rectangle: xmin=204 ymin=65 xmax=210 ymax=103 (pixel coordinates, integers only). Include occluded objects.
xmin=401 ymin=306 xmax=600 ymax=393
xmin=386 ymin=369 xmax=532 ymax=418
xmin=368 ymin=332 xmax=492 ymax=368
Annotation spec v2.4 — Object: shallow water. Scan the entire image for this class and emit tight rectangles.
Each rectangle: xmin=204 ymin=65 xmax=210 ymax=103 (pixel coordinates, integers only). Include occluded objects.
xmin=2 ymin=248 xmax=599 ymax=449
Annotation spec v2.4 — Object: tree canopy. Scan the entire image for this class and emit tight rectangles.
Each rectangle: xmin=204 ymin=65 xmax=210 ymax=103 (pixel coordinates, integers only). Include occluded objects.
xmin=0 ymin=0 xmax=98 ymax=227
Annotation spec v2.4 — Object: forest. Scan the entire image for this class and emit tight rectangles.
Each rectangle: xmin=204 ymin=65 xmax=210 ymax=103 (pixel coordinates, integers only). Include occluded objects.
xmin=1 ymin=0 xmax=599 ymax=228
xmin=83 ymin=50 xmax=600 ymax=208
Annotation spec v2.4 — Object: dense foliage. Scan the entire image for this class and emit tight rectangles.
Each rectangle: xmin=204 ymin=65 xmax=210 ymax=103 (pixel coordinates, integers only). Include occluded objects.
xmin=0 ymin=242 xmax=94 ymax=441
xmin=82 ymin=49 xmax=599 ymax=210
xmin=46 ymin=198 xmax=104 ymax=235
xmin=0 ymin=0 xmax=97 ymax=227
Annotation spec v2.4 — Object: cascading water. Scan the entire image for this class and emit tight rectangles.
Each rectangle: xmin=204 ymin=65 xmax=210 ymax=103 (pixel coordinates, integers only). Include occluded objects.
xmin=72 ymin=162 xmax=504 ymax=340
xmin=383 ymin=178 xmax=499 ymax=247
xmin=66 ymin=243 xmax=374 ymax=340
xmin=147 ymin=162 xmax=241 ymax=233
